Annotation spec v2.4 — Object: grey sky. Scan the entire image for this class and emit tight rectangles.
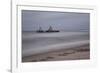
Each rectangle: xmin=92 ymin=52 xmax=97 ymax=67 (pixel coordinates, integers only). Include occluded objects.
xmin=22 ymin=10 xmax=90 ymax=32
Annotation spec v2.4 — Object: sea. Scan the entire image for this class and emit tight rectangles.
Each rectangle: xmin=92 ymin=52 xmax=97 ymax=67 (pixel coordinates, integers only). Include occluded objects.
xmin=22 ymin=31 xmax=89 ymax=57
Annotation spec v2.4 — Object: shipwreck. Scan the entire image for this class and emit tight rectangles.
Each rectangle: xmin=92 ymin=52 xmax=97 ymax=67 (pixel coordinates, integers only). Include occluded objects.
xmin=36 ymin=26 xmax=60 ymax=33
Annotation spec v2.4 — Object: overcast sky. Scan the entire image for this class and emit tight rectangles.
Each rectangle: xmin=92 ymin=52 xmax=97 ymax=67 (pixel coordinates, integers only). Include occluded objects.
xmin=22 ymin=10 xmax=90 ymax=32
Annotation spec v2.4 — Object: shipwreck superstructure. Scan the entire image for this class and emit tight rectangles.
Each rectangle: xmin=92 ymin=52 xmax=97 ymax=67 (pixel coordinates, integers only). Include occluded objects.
xmin=36 ymin=26 xmax=60 ymax=33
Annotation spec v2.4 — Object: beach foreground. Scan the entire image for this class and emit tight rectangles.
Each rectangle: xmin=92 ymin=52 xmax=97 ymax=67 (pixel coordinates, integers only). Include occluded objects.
xmin=22 ymin=44 xmax=90 ymax=62
xmin=22 ymin=32 xmax=89 ymax=57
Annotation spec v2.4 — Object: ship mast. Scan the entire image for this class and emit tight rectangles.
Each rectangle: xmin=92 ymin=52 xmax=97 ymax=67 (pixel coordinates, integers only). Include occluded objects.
xmin=48 ymin=26 xmax=53 ymax=31
xmin=39 ymin=26 xmax=42 ymax=31
xmin=37 ymin=26 xmax=43 ymax=32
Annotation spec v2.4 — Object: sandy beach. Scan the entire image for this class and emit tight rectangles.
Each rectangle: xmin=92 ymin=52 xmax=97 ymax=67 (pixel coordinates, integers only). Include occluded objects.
xmin=22 ymin=44 xmax=90 ymax=62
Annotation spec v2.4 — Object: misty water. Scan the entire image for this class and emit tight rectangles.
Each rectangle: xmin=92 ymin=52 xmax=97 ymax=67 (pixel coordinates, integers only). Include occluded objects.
xmin=22 ymin=32 xmax=89 ymax=57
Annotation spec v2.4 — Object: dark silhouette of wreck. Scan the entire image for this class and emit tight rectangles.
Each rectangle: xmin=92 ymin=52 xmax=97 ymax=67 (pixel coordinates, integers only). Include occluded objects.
xmin=36 ymin=26 xmax=60 ymax=33
xmin=36 ymin=26 xmax=44 ymax=32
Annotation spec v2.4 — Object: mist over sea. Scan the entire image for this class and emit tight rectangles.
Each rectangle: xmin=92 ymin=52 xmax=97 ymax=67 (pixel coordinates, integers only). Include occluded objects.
xmin=22 ymin=31 xmax=89 ymax=57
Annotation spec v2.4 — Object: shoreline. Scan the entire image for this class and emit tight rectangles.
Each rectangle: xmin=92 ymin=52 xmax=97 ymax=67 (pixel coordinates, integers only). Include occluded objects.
xmin=22 ymin=44 xmax=90 ymax=62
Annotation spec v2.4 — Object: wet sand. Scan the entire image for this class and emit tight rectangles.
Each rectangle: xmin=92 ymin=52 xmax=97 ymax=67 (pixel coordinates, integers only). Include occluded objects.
xmin=22 ymin=44 xmax=90 ymax=62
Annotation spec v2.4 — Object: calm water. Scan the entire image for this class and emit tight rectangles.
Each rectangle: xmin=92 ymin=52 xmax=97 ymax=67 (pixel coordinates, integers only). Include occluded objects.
xmin=22 ymin=32 xmax=89 ymax=57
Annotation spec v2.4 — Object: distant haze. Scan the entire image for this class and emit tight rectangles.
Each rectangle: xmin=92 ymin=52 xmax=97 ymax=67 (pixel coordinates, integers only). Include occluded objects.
xmin=22 ymin=10 xmax=90 ymax=32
